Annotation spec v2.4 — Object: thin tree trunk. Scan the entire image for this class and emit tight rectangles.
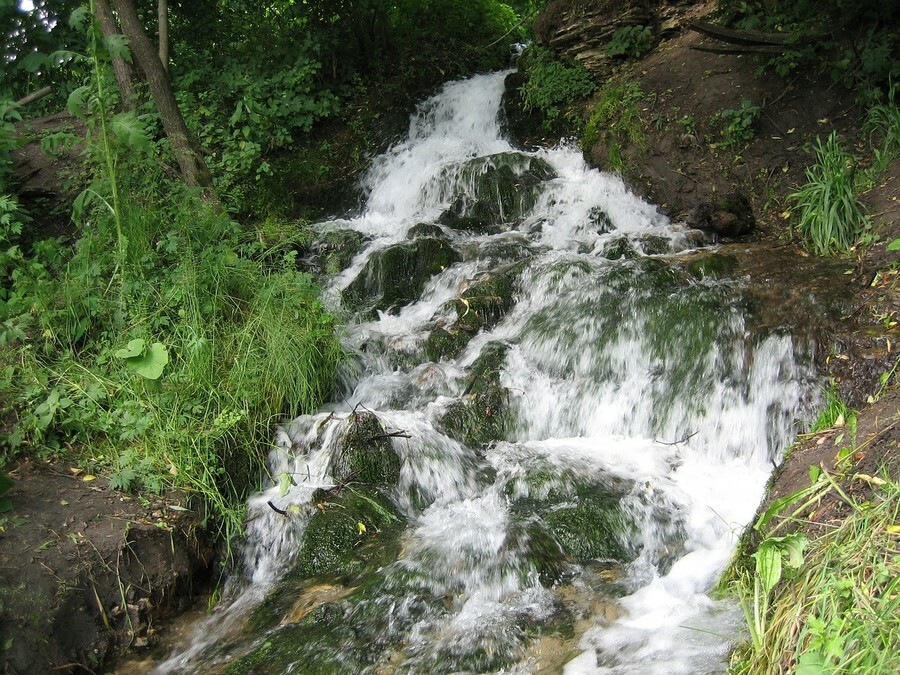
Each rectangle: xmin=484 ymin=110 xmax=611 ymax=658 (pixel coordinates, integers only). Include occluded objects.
xmin=93 ymin=0 xmax=137 ymax=110
xmin=109 ymin=0 xmax=215 ymax=196
xmin=158 ymin=0 xmax=169 ymax=72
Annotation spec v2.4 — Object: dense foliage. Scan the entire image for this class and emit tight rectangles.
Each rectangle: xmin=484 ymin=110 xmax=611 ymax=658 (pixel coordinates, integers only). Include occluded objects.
xmin=0 ymin=0 xmax=527 ymax=540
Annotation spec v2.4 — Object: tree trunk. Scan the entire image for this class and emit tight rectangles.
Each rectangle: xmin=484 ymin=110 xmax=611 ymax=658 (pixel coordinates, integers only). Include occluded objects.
xmin=108 ymin=0 xmax=215 ymax=196
xmin=158 ymin=0 xmax=169 ymax=72
xmin=92 ymin=0 xmax=137 ymax=110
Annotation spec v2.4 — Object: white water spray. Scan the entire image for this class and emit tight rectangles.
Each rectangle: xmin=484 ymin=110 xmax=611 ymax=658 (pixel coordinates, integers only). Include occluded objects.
xmin=159 ymin=70 xmax=816 ymax=674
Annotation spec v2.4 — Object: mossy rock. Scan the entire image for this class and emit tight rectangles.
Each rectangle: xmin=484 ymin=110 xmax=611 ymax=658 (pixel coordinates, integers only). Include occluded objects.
xmin=295 ymin=487 xmax=404 ymax=580
xmin=424 ymin=265 xmax=524 ymax=362
xmin=334 ymin=411 xmax=402 ymax=487
xmin=407 ymin=222 xmax=445 ymax=239
xmin=636 ymin=234 xmax=672 ymax=256
xmin=686 ymin=253 xmax=738 ymax=279
xmin=440 ymin=342 xmax=511 ymax=446
xmin=438 ymin=153 xmax=555 ymax=231
xmin=309 ymin=228 xmax=369 ymax=276
xmin=342 ymin=237 xmax=460 ymax=315
xmin=543 ymin=492 xmax=630 ymax=563
xmin=599 ymin=236 xmax=637 ymax=261
xmin=454 ymin=268 xmax=520 ymax=333
xmin=228 ymin=603 xmax=368 ymax=674
xmin=424 ymin=324 xmax=471 ymax=362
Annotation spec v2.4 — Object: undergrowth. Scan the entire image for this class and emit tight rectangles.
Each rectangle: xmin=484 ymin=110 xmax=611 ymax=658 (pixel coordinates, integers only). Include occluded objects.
xmin=581 ymin=77 xmax=646 ymax=174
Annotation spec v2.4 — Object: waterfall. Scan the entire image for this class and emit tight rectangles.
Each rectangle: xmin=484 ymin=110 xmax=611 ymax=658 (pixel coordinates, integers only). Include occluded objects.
xmin=158 ymin=71 xmax=817 ymax=674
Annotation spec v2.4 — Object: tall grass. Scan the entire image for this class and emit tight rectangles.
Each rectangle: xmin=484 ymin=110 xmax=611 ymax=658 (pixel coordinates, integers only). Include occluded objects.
xmin=790 ymin=132 xmax=868 ymax=256
xmin=730 ymin=476 xmax=900 ymax=674
xmin=0 ymin=183 xmax=343 ymax=544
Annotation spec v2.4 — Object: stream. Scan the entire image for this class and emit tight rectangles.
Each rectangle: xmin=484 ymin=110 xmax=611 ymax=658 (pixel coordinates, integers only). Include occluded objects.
xmin=157 ymin=70 xmax=819 ymax=674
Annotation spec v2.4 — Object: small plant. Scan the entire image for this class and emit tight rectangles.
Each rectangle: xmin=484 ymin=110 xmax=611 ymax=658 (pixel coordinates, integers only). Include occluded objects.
xmin=864 ymin=81 xmax=900 ymax=174
xmin=789 ymin=131 xmax=868 ymax=255
xmin=605 ymin=25 xmax=654 ymax=60
xmin=582 ymin=78 xmax=646 ymax=173
xmin=717 ymin=99 xmax=761 ymax=148
xmin=520 ymin=46 xmax=597 ymax=132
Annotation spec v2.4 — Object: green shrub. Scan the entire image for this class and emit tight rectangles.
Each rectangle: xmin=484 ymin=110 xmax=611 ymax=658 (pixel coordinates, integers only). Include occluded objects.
xmin=717 ymin=99 xmax=761 ymax=148
xmin=581 ymin=77 xmax=646 ymax=173
xmin=790 ymin=132 xmax=868 ymax=255
xmin=520 ymin=46 xmax=597 ymax=132
xmin=605 ymin=25 xmax=654 ymax=60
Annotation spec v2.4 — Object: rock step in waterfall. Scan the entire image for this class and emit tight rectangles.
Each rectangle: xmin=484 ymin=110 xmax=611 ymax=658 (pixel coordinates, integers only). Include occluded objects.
xmin=158 ymin=71 xmax=818 ymax=675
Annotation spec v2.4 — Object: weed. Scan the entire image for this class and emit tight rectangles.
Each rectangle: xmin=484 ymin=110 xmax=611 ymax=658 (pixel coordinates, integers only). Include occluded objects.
xmin=789 ymin=132 xmax=868 ymax=255
xmin=582 ymin=78 xmax=646 ymax=174
xmin=520 ymin=46 xmax=597 ymax=133
xmin=716 ymin=99 xmax=761 ymax=148
xmin=605 ymin=25 xmax=654 ymax=60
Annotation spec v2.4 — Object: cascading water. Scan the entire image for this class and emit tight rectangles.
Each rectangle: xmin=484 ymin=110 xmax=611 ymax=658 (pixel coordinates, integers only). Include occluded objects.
xmin=158 ymin=71 xmax=818 ymax=674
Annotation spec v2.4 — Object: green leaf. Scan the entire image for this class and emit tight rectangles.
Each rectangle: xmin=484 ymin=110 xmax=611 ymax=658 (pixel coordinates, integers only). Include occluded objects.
xmin=779 ymin=533 xmax=808 ymax=569
xmin=886 ymin=238 xmax=900 ymax=251
xmin=66 ymin=85 xmax=91 ymax=118
xmin=0 ymin=471 xmax=13 ymax=496
xmin=129 ymin=342 xmax=169 ymax=380
xmin=110 ymin=112 xmax=152 ymax=151
xmin=69 ymin=6 xmax=90 ymax=32
xmin=754 ymin=539 xmax=783 ymax=594
xmin=102 ymin=34 xmax=132 ymax=62
xmin=19 ymin=52 xmax=49 ymax=73
xmin=115 ymin=338 xmax=145 ymax=359
xmin=278 ymin=472 xmax=295 ymax=498
xmin=796 ymin=650 xmax=826 ymax=674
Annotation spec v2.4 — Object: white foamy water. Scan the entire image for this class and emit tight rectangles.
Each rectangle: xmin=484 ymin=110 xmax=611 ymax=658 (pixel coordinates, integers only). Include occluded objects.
xmin=159 ymin=70 xmax=817 ymax=674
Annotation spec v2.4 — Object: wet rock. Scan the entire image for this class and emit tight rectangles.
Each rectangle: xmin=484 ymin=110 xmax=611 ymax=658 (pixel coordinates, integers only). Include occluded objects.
xmin=440 ymin=342 xmax=512 ymax=447
xmin=342 ymin=236 xmax=460 ymax=315
xmin=599 ymin=236 xmax=638 ymax=260
xmin=333 ymin=411 xmax=402 ymax=487
xmin=504 ymin=463 xmax=636 ymax=564
xmin=406 ymin=222 xmax=445 ymax=239
xmin=425 ymin=264 xmax=525 ymax=362
xmin=502 ymin=71 xmax=546 ymax=147
xmin=687 ymin=252 xmax=739 ymax=279
xmin=438 ymin=153 xmax=555 ymax=232
xmin=295 ymin=487 xmax=404 ymax=580
xmin=308 ymin=228 xmax=369 ymax=276
xmin=684 ymin=193 xmax=756 ymax=238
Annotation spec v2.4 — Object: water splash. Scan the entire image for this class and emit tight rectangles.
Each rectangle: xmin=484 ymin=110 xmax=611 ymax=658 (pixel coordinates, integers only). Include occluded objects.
xmin=159 ymin=70 xmax=817 ymax=674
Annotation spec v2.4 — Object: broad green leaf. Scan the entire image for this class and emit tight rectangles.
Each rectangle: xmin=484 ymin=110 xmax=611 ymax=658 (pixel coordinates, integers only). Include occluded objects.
xmin=754 ymin=539 xmax=783 ymax=593
xmin=278 ymin=472 xmax=294 ymax=498
xmin=778 ymin=533 xmax=808 ymax=569
xmin=69 ymin=6 xmax=90 ymax=31
xmin=796 ymin=650 xmax=826 ymax=674
xmin=128 ymin=342 xmax=169 ymax=380
xmin=886 ymin=238 xmax=900 ymax=251
xmin=66 ymin=85 xmax=91 ymax=118
xmin=19 ymin=52 xmax=49 ymax=73
xmin=110 ymin=112 xmax=152 ymax=151
xmin=102 ymin=34 xmax=132 ymax=62
xmin=115 ymin=338 xmax=145 ymax=359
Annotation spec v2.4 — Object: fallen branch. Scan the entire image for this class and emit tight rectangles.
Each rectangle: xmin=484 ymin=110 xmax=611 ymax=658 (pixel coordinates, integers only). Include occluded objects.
xmin=691 ymin=43 xmax=786 ymax=55
xmin=13 ymin=86 xmax=53 ymax=108
xmin=688 ymin=20 xmax=793 ymax=46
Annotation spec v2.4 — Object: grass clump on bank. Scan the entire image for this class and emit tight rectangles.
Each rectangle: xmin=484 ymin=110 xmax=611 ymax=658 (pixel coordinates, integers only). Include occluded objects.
xmin=729 ymin=472 xmax=900 ymax=674
xmin=0 ymin=177 xmax=343 ymax=542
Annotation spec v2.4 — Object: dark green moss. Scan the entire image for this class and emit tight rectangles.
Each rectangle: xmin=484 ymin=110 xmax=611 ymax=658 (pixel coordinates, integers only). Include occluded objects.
xmin=424 ymin=325 xmax=471 ymax=362
xmin=439 ymin=153 xmax=555 ymax=230
xmin=407 ymin=223 xmax=445 ymax=239
xmin=295 ymin=487 xmax=404 ymax=580
xmin=334 ymin=411 xmax=402 ymax=487
xmin=227 ymin=603 xmax=368 ymax=675
xmin=440 ymin=342 xmax=511 ymax=446
xmin=543 ymin=493 xmax=630 ymax=562
xmin=342 ymin=237 xmax=460 ymax=315
xmin=687 ymin=253 xmax=739 ymax=279
xmin=310 ymin=228 xmax=369 ymax=276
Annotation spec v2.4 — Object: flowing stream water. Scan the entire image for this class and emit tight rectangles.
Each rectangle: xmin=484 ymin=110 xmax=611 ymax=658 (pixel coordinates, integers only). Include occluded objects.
xmin=158 ymin=71 xmax=819 ymax=674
